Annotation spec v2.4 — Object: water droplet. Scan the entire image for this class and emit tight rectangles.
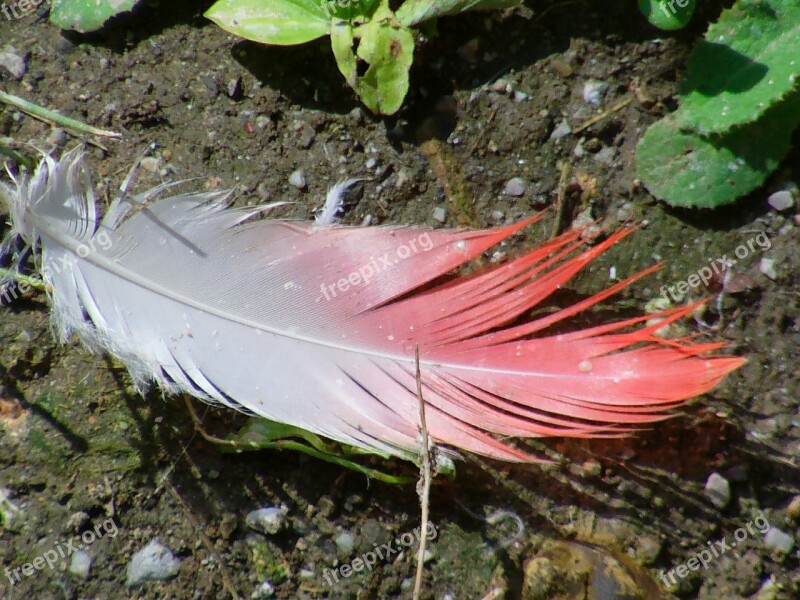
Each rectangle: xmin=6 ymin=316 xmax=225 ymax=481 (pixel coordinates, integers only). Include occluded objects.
xmin=578 ymin=360 xmax=592 ymax=373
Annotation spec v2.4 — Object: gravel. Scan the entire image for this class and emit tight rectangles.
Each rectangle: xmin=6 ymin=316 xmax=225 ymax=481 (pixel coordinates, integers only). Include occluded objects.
xmin=125 ymin=539 xmax=181 ymax=587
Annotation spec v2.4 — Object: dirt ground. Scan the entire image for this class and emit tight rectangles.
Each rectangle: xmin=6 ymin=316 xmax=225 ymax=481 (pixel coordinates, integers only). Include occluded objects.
xmin=1 ymin=1 xmax=799 ymax=599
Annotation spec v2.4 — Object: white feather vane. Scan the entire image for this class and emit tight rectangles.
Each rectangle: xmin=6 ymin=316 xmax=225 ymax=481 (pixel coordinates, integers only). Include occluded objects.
xmin=0 ymin=148 xmax=745 ymax=462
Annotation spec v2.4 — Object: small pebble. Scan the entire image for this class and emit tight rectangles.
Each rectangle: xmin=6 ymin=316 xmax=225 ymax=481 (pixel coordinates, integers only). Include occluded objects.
xmin=289 ymin=169 xmax=307 ymax=190
xmin=335 ymin=530 xmax=356 ymax=554
xmin=549 ymin=119 xmax=571 ymax=141
xmin=504 ymin=177 xmax=527 ymax=197
xmin=365 ymin=157 xmax=377 ymax=170
xmin=786 ymin=496 xmax=800 ymax=521
xmin=250 ymin=580 xmax=275 ymax=599
xmin=491 ymin=210 xmax=505 ymax=221
xmin=704 ymin=472 xmax=731 ymax=509
xmin=432 ymin=206 xmax=447 ymax=223
xmin=69 ymin=550 xmax=92 ymax=580
xmin=125 ymin=539 xmax=180 ymax=587
xmin=759 ymin=257 xmax=778 ymax=280
xmin=767 ymin=190 xmax=794 ymax=211
xmin=227 ymin=77 xmax=243 ymax=99
xmin=246 ymin=507 xmax=286 ymax=536
xmin=47 ymin=128 xmax=69 ymax=148
xmin=764 ymin=527 xmax=795 ymax=554
xmin=582 ymin=80 xmax=608 ymax=105
xmin=139 ymin=157 xmax=161 ymax=173
xmin=0 ymin=44 xmax=26 ymax=79
xmin=514 ymin=91 xmax=529 ymax=102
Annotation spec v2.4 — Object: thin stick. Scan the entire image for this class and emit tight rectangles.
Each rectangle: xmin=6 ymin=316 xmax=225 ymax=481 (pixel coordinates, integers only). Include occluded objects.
xmin=573 ymin=95 xmax=633 ymax=134
xmin=550 ymin=160 xmax=571 ymax=239
xmin=0 ymin=89 xmax=121 ymax=139
xmin=413 ymin=345 xmax=432 ymax=600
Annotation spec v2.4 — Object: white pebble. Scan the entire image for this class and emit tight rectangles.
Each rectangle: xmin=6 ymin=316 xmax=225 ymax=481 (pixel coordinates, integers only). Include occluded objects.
xmin=69 ymin=550 xmax=92 ymax=580
xmin=764 ymin=528 xmax=795 ymax=554
xmin=767 ymin=190 xmax=794 ymax=211
xmin=433 ymin=206 xmax=447 ymax=223
xmin=289 ymin=169 xmax=307 ymax=190
xmin=759 ymin=257 xmax=778 ymax=280
xmin=125 ymin=539 xmax=180 ymax=587
xmin=549 ymin=119 xmax=571 ymax=141
xmin=704 ymin=472 xmax=731 ymax=509
xmin=246 ymin=507 xmax=287 ymax=535
xmin=504 ymin=177 xmax=527 ymax=197
xmin=582 ymin=80 xmax=608 ymax=105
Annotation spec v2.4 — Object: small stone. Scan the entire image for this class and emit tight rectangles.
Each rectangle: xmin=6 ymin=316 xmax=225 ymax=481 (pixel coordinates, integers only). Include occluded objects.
xmin=786 ymin=496 xmax=800 ymax=521
xmin=490 ymin=78 xmax=512 ymax=94
xmin=289 ymin=169 xmax=307 ymax=190
xmin=759 ymin=257 xmax=778 ymax=280
xmin=349 ymin=107 xmax=364 ymax=124
xmin=764 ymin=528 xmax=795 ymax=554
xmin=767 ymin=190 xmax=794 ymax=211
xmin=246 ymin=507 xmax=287 ymax=536
xmin=250 ymin=580 xmax=275 ymax=599
xmin=491 ymin=210 xmax=505 ymax=221
xmin=0 ymin=44 xmax=27 ymax=79
xmin=334 ymin=530 xmax=356 ymax=554
xmin=549 ymin=119 xmax=571 ymax=141
xmin=365 ymin=157 xmax=377 ymax=170
xmin=704 ymin=472 xmax=731 ymax=509
xmin=66 ymin=511 xmax=90 ymax=533
xmin=227 ymin=77 xmax=243 ymax=100
xmin=139 ymin=157 xmax=161 ymax=173
xmin=47 ymin=128 xmax=69 ymax=148
xmin=69 ymin=550 xmax=92 ymax=580
xmin=514 ymin=91 xmax=529 ymax=102
xmin=432 ymin=206 xmax=447 ymax=223
xmin=582 ymin=80 xmax=608 ymax=105
xmin=504 ymin=177 xmax=527 ymax=197
xmin=581 ymin=458 xmax=602 ymax=477
xmin=125 ymin=539 xmax=180 ymax=587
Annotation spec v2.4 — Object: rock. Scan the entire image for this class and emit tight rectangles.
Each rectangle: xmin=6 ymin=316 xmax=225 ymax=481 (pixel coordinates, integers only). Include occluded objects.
xmin=227 ymin=77 xmax=243 ymax=100
xmin=334 ymin=530 xmax=355 ymax=554
xmin=432 ymin=206 xmax=447 ymax=223
xmin=125 ymin=539 xmax=180 ymax=587
xmin=365 ymin=157 xmax=377 ymax=170
xmin=704 ymin=472 xmax=731 ymax=509
xmin=787 ymin=496 xmax=800 ymax=521
xmin=250 ymin=580 xmax=275 ymax=599
xmin=289 ymin=169 xmax=306 ymax=190
xmin=491 ymin=210 xmax=505 ymax=221
xmin=504 ymin=177 xmax=527 ymax=197
xmin=582 ymin=80 xmax=608 ymax=105
xmin=139 ymin=157 xmax=161 ymax=173
xmin=767 ymin=190 xmax=794 ymax=211
xmin=0 ymin=44 xmax=27 ymax=79
xmin=246 ymin=507 xmax=287 ymax=536
xmin=759 ymin=257 xmax=778 ymax=280
xmin=764 ymin=527 xmax=795 ymax=554
xmin=549 ymin=119 xmax=571 ymax=141
xmin=69 ymin=550 xmax=92 ymax=580
xmin=514 ymin=91 xmax=529 ymax=102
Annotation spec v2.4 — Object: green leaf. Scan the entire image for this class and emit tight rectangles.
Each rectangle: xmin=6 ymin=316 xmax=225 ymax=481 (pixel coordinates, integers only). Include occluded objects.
xmin=675 ymin=0 xmax=800 ymax=135
xmin=50 ymin=0 xmax=141 ymax=33
xmin=226 ymin=418 xmax=416 ymax=484
xmin=636 ymin=91 xmax=800 ymax=208
xmin=204 ymin=0 xmax=332 ymax=45
xmin=324 ymin=0 xmax=381 ymax=20
xmin=636 ymin=0 xmax=696 ymax=31
xmin=331 ymin=7 xmax=415 ymax=115
xmin=396 ymin=0 xmax=521 ymax=26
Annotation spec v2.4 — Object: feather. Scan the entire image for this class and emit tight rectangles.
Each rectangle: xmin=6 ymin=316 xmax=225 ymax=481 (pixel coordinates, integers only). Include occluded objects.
xmin=0 ymin=149 xmax=744 ymax=462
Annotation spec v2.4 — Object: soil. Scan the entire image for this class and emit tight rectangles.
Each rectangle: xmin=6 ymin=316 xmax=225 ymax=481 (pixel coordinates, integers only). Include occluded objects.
xmin=1 ymin=1 xmax=799 ymax=599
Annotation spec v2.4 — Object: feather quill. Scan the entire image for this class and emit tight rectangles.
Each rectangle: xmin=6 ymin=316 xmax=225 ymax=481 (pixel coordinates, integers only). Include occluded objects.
xmin=0 ymin=149 xmax=744 ymax=461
